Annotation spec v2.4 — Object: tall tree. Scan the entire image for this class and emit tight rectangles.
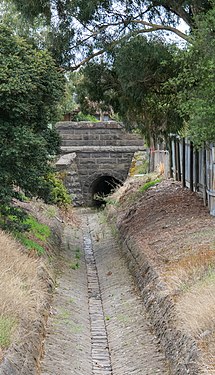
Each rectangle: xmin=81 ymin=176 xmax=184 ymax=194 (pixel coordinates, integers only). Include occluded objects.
xmin=0 ymin=0 xmax=50 ymax=48
xmin=0 ymin=25 xmax=65 ymax=220
xmin=78 ymin=36 xmax=182 ymax=143
xmin=9 ymin=0 xmax=212 ymax=68
xmin=170 ymin=1 xmax=215 ymax=146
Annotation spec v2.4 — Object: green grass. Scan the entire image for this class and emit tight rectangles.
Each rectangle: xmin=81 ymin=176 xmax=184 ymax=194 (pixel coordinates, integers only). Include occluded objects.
xmin=70 ymin=262 xmax=80 ymax=270
xmin=17 ymin=235 xmax=45 ymax=255
xmin=24 ymin=216 xmax=50 ymax=241
xmin=139 ymin=178 xmax=161 ymax=193
xmin=0 ymin=316 xmax=17 ymax=348
xmin=75 ymin=248 xmax=81 ymax=260
xmin=14 ymin=215 xmax=51 ymax=256
xmin=45 ymin=206 xmax=58 ymax=219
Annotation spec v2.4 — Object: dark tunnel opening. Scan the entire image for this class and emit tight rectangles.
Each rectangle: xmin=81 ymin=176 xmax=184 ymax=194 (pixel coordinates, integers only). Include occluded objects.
xmin=91 ymin=175 xmax=122 ymax=206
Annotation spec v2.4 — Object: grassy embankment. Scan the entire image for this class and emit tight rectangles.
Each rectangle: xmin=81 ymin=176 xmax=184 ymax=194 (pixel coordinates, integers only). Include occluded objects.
xmin=105 ymin=174 xmax=215 ymax=373
xmin=0 ymin=202 xmax=59 ymax=360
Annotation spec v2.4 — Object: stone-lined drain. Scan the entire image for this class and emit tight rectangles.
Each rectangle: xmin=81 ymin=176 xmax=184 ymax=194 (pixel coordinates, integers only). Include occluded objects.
xmin=84 ymin=223 xmax=113 ymax=375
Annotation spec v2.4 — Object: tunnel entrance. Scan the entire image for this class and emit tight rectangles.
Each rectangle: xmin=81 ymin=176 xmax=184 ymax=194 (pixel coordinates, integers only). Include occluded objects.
xmin=91 ymin=175 xmax=122 ymax=206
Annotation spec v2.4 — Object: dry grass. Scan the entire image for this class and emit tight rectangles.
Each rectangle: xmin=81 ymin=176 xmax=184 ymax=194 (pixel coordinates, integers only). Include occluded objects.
xmin=0 ymin=230 xmax=48 ymax=349
xmin=108 ymin=173 xmax=160 ymax=206
xmin=176 ymin=276 xmax=215 ymax=335
xmin=164 ymin=248 xmax=215 ymax=292
xmin=176 ymin=279 xmax=215 ymax=374
xmin=106 ymin=177 xmax=215 ymax=373
xmin=159 ymin=236 xmax=215 ymax=372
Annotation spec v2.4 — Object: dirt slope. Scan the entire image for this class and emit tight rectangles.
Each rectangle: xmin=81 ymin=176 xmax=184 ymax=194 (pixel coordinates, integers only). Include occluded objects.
xmin=107 ymin=178 xmax=215 ymax=373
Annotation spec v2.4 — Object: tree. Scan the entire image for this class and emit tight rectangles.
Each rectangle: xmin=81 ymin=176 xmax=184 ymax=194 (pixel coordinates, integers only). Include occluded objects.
xmin=172 ymin=1 xmax=215 ymax=146
xmin=9 ymin=0 xmax=213 ymax=68
xmin=0 ymin=25 xmax=65 ymax=226
xmin=78 ymin=36 xmax=182 ymax=143
xmin=0 ymin=0 xmax=50 ymax=48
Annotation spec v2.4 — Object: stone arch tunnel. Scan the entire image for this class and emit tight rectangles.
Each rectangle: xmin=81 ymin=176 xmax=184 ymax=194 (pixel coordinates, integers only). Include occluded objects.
xmin=56 ymin=121 xmax=145 ymax=206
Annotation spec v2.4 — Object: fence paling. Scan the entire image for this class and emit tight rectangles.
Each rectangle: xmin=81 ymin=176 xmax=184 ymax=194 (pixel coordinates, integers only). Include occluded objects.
xmin=170 ymin=138 xmax=215 ymax=216
xmin=150 ymin=139 xmax=215 ymax=216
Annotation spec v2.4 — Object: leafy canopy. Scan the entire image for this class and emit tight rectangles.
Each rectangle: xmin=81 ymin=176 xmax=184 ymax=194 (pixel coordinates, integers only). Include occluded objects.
xmin=78 ymin=36 xmax=182 ymax=143
xmin=171 ymin=2 xmax=215 ymax=146
xmin=0 ymin=24 xmax=65 ymax=226
xmin=8 ymin=0 xmax=213 ymax=68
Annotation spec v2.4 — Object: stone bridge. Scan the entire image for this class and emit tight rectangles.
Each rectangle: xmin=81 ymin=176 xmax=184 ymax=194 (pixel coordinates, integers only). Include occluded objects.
xmin=56 ymin=121 xmax=145 ymax=205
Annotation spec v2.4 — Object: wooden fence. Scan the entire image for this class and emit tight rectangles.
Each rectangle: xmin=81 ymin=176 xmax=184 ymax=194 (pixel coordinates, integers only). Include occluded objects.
xmin=149 ymin=138 xmax=215 ymax=216
xmin=170 ymin=137 xmax=215 ymax=216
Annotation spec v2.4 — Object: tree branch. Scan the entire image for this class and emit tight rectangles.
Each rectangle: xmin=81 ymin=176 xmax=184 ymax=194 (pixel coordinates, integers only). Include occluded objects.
xmin=129 ymin=19 xmax=190 ymax=41
xmin=69 ymin=21 xmax=190 ymax=71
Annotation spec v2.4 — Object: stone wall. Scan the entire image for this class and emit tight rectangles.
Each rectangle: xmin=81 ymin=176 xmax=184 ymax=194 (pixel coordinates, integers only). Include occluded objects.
xmin=56 ymin=122 xmax=145 ymax=205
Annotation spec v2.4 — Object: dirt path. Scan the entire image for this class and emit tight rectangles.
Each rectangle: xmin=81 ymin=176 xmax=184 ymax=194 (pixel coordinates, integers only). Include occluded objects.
xmin=40 ymin=210 xmax=169 ymax=375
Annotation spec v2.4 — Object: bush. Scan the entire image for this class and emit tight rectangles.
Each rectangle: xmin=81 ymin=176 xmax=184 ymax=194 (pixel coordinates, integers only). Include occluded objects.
xmin=74 ymin=112 xmax=98 ymax=122
xmin=41 ymin=173 xmax=72 ymax=207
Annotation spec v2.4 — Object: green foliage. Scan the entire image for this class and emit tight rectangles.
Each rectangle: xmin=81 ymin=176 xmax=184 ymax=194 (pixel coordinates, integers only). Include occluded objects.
xmin=75 ymin=248 xmax=81 ymax=260
xmin=0 ymin=0 xmax=50 ymax=48
xmin=74 ymin=112 xmax=98 ymax=122
xmin=79 ymin=36 xmax=182 ymax=142
xmin=15 ymin=215 xmax=50 ymax=255
xmin=17 ymin=235 xmax=46 ymax=255
xmin=0 ymin=205 xmax=28 ymax=232
xmin=173 ymin=2 xmax=215 ymax=146
xmin=41 ymin=173 xmax=72 ymax=207
xmin=24 ymin=216 xmax=50 ymax=241
xmin=9 ymin=0 xmax=212 ymax=68
xmin=139 ymin=179 xmax=161 ymax=193
xmin=59 ymin=72 xmax=80 ymax=116
xmin=0 ymin=316 xmax=17 ymax=348
xmin=70 ymin=262 xmax=80 ymax=270
xmin=0 ymin=25 xmax=65 ymax=212
xmin=115 ymin=37 xmax=182 ymax=141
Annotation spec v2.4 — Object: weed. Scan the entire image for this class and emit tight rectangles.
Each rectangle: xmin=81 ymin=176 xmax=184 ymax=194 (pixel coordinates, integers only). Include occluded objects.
xmin=0 ymin=316 xmax=17 ymax=348
xmin=70 ymin=262 xmax=80 ymax=270
xmin=24 ymin=216 xmax=50 ymax=241
xmin=105 ymin=198 xmax=120 ymax=206
xmin=16 ymin=234 xmax=45 ymax=255
xmin=45 ymin=206 xmax=57 ymax=219
xmin=75 ymin=248 xmax=81 ymax=260
xmin=55 ymin=309 xmax=82 ymax=333
xmin=139 ymin=179 xmax=161 ymax=193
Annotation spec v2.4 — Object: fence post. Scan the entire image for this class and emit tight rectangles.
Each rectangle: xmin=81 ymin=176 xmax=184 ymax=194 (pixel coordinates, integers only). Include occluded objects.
xmin=182 ymin=138 xmax=186 ymax=188
xmin=169 ymin=138 xmax=173 ymax=178
xmin=203 ymin=143 xmax=207 ymax=206
xmin=176 ymin=139 xmax=181 ymax=181
xmin=194 ymin=148 xmax=199 ymax=192
xmin=174 ymin=138 xmax=180 ymax=181
xmin=190 ymin=141 xmax=194 ymax=191
xmin=209 ymin=145 xmax=215 ymax=215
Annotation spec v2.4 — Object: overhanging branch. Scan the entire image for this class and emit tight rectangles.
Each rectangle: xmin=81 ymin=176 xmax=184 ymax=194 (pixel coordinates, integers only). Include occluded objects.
xmin=69 ymin=20 xmax=191 ymax=71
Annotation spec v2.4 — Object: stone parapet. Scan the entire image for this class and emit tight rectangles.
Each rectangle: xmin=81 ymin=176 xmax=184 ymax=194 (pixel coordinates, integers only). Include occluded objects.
xmin=61 ymin=145 xmax=145 ymax=153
